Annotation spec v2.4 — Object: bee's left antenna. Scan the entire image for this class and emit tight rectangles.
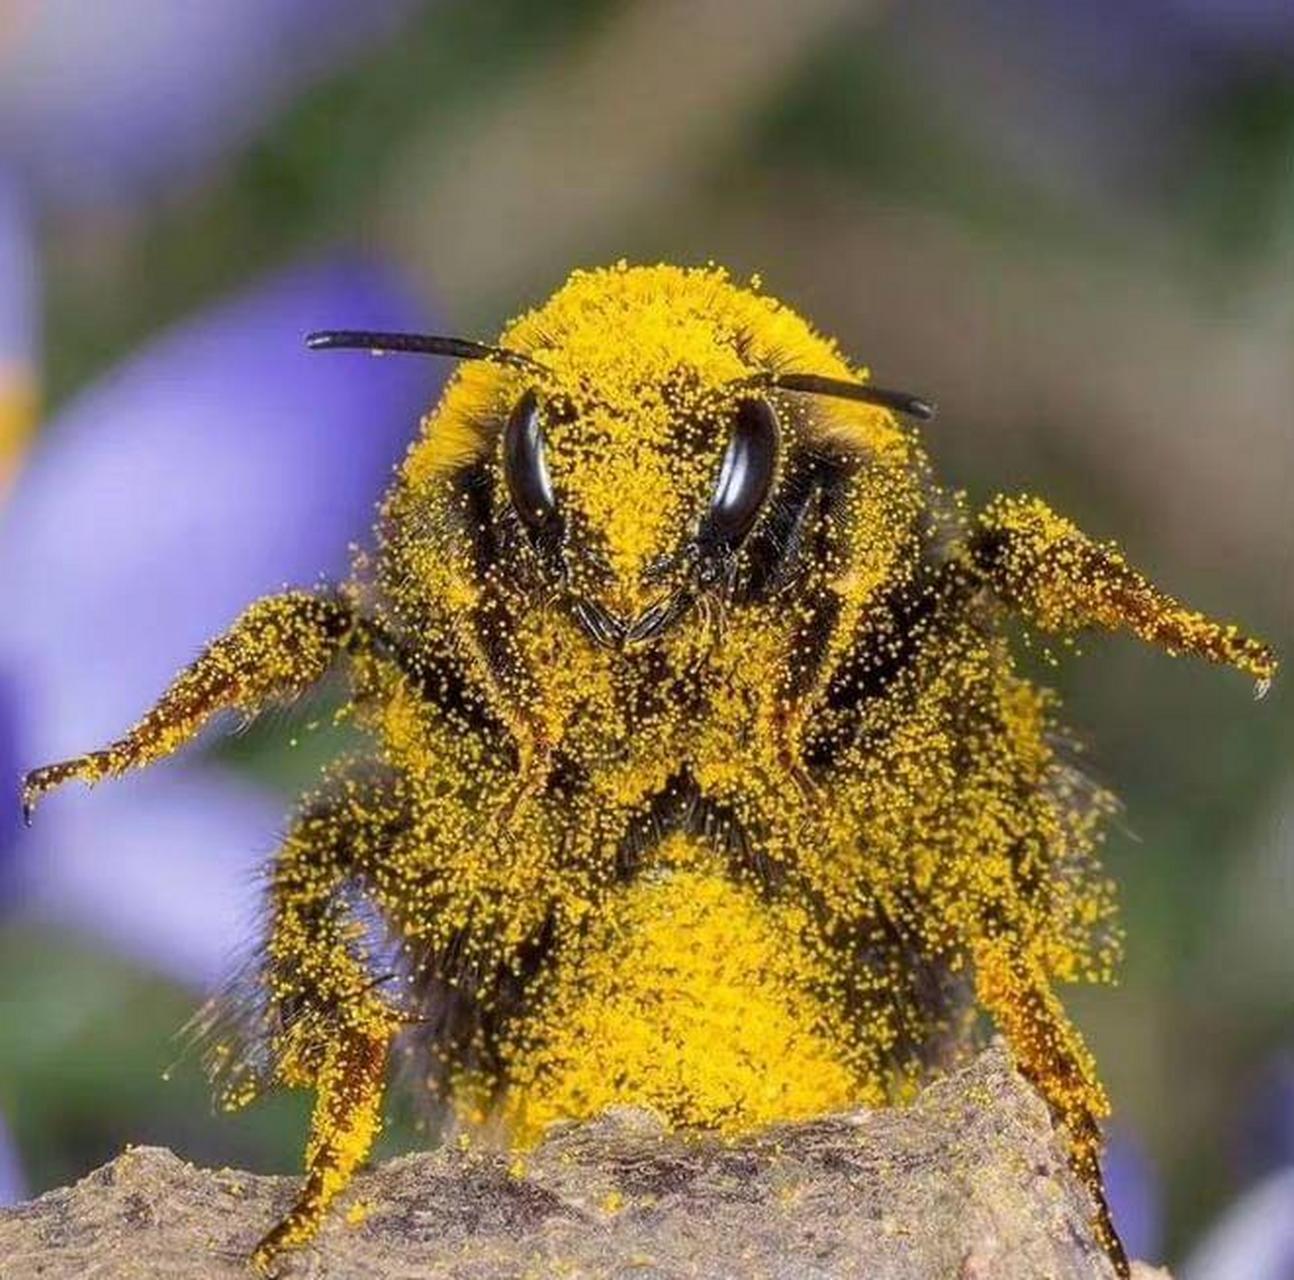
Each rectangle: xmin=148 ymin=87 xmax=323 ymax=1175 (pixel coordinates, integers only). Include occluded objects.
xmin=765 ymin=372 xmax=936 ymax=421
xmin=305 ymin=329 xmax=548 ymax=376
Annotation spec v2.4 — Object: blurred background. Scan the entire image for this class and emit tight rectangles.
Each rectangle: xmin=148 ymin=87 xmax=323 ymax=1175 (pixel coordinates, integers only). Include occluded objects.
xmin=0 ymin=1 xmax=1290 ymax=1273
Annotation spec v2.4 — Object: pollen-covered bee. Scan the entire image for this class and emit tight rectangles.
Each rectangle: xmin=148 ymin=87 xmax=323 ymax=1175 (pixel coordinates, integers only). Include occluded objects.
xmin=23 ymin=263 xmax=1276 ymax=1275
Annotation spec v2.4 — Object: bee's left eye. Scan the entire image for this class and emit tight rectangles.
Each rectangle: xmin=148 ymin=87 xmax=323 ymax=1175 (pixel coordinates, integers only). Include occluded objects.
xmin=503 ymin=390 xmax=560 ymax=534
xmin=700 ymin=398 xmax=780 ymax=550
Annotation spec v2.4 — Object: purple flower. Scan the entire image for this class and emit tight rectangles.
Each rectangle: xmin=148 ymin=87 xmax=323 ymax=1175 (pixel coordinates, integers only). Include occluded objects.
xmin=0 ymin=673 xmax=21 ymax=883
xmin=0 ymin=255 xmax=443 ymax=983
xmin=1165 ymin=0 xmax=1294 ymax=55
xmin=1182 ymin=1168 xmax=1294 ymax=1280
xmin=0 ymin=2 xmax=420 ymax=210
xmin=1236 ymin=1051 xmax=1294 ymax=1183
xmin=0 ymin=164 xmax=37 ymax=900
xmin=17 ymin=767 xmax=282 ymax=987
xmin=0 ymin=165 xmax=37 ymax=481
xmin=1103 ymin=1127 xmax=1163 ymax=1265
xmin=0 ymin=1109 xmax=26 ymax=1208
xmin=0 ymin=255 xmax=435 ymax=761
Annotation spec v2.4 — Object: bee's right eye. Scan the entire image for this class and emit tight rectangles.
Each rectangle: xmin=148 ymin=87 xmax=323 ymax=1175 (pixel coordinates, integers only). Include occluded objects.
xmin=503 ymin=390 xmax=560 ymax=534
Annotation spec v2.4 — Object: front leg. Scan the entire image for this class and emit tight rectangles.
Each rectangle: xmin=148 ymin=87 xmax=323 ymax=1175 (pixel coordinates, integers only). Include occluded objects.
xmin=22 ymin=590 xmax=357 ymax=822
xmin=969 ymin=495 xmax=1276 ymax=687
xmin=463 ymin=580 xmax=556 ymax=827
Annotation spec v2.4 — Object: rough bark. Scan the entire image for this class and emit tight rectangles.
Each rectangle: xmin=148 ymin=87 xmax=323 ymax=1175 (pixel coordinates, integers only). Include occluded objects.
xmin=0 ymin=1043 xmax=1169 ymax=1279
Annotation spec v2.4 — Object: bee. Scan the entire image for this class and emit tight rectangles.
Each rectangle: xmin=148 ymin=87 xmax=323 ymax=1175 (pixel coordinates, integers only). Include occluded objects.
xmin=23 ymin=263 xmax=1275 ymax=1275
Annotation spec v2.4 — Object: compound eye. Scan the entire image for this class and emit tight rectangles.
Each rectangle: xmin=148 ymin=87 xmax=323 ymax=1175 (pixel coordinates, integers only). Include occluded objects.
xmin=503 ymin=389 xmax=560 ymax=534
xmin=701 ymin=398 xmax=780 ymax=550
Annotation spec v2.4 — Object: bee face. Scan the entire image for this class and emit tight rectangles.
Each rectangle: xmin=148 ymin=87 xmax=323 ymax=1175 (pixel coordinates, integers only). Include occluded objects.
xmin=378 ymin=261 xmax=927 ymax=704
xmin=496 ymin=378 xmax=784 ymax=647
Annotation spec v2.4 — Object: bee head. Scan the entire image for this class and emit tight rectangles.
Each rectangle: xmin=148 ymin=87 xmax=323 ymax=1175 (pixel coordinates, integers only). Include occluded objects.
xmin=309 ymin=264 xmax=932 ymax=651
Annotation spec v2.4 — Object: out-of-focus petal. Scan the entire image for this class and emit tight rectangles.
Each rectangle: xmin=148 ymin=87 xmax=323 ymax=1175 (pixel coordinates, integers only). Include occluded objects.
xmin=1103 ymin=1128 xmax=1162 ymax=1265
xmin=0 ymin=164 xmax=38 ymax=483
xmin=0 ymin=165 xmax=33 ymax=891
xmin=1236 ymin=1051 xmax=1294 ymax=1183
xmin=1167 ymin=0 xmax=1294 ymax=54
xmin=0 ymin=255 xmax=440 ymax=766
xmin=0 ymin=1 xmax=420 ymax=209
xmin=0 ymin=1109 xmax=26 ymax=1208
xmin=1181 ymin=1167 xmax=1294 ymax=1280
xmin=15 ymin=764 xmax=282 ymax=989
xmin=0 ymin=672 xmax=21 ymax=887
xmin=896 ymin=0 xmax=1294 ymax=209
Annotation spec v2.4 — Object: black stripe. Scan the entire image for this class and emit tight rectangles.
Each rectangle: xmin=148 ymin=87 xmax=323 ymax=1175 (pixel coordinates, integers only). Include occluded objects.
xmin=736 ymin=451 xmax=852 ymax=603
xmin=613 ymin=768 xmax=785 ymax=892
xmin=804 ymin=542 xmax=963 ymax=768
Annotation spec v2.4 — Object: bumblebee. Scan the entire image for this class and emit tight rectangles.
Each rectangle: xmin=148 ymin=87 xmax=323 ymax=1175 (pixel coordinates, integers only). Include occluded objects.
xmin=23 ymin=263 xmax=1275 ymax=1275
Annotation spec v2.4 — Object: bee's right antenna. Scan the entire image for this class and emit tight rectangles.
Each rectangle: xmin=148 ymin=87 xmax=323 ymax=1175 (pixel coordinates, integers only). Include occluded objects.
xmin=305 ymin=329 xmax=550 ymax=377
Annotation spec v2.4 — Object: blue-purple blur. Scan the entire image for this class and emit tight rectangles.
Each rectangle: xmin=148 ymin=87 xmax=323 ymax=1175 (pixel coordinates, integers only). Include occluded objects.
xmin=0 ymin=3 xmax=1290 ymax=1274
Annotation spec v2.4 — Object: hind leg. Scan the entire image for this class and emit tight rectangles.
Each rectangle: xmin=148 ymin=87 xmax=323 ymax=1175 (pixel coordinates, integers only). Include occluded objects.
xmin=251 ymin=1024 xmax=389 ymax=1274
xmin=973 ymin=937 xmax=1129 ymax=1279
xmin=245 ymin=765 xmax=410 ymax=1275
